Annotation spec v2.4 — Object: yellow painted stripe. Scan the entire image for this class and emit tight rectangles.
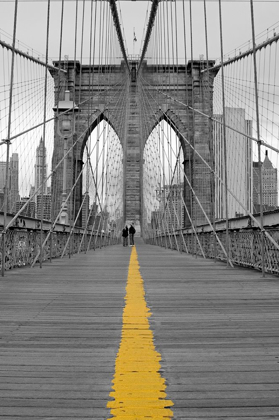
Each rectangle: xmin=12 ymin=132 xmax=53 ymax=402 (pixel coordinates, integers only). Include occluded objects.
xmin=107 ymin=246 xmax=174 ymax=419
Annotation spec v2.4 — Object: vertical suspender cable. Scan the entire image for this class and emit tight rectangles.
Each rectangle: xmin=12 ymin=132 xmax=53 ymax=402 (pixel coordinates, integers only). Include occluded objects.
xmin=71 ymin=0 xmax=85 ymax=244
xmin=189 ymin=0 xmax=196 ymax=256
xmin=78 ymin=0 xmax=86 ymax=106
xmin=174 ymin=0 xmax=183 ymax=251
xmin=50 ymin=0 xmax=65 ymax=262
xmin=86 ymin=0 xmax=98 ymax=245
xmin=76 ymin=0 xmax=86 ymax=252
xmin=96 ymin=0 xmax=102 ymax=203
xmin=182 ymin=0 xmax=191 ymax=245
xmin=166 ymin=1 xmax=172 ymax=243
xmin=70 ymin=0 xmax=85 ymax=250
xmin=91 ymin=0 xmax=97 ymax=116
xmin=174 ymin=0 xmax=179 ymax=104
xmin=40 ymin=0 xmax=51 ymax=269
xmin=91 ymin=1 xmax=100 ymax=243
xmin=218 ymin=0 xmax=230 ymax=267
xmin=170 ymin=1 xmax=175 ymax=75
xmin=2 ymin=0 xmax=18 ymax=277
xmin=101 ymin=3 xmax=109 ymax=210
xmin=68 ymin=0 xmax=79 ymax=258
xmin=166 ymin=1 xmax=171 ymax=100
xmin=203 ymin=0 xmax=217 ymax=261
xmin=83 ymin=0 xmax=95 ymax=253
xmin=249 ymin=0 xmax=265 ymax=277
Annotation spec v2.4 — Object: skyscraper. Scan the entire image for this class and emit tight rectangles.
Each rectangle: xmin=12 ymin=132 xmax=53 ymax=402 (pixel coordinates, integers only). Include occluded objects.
xmin=9 ymin=153 xmax=20 ymax=213
xmin=37 ymin=194 xmax=52 ymax=220
xmin=16 ymin=197 xmax=36 ymax=218
xmin=253 ymin=150 xmax=278 ymax=212
xmin=213 ymin=107 xmax=253 ymax=219
xmin=0 ymin=153 xmax=19 ymax=213
xmin=159 ymin=184 xmax=184 ymax=230
xmin=35 ymin=137 xmax=47 ymax=195
xmin=0 ymin=162 xmax=6 ymax=193
xmin=82 ymin=194 xmax=90 ymax=228
xmin=0 ymin=162 xmax=7 ymax=212
xmin=33 ymin=138 xmax=51 ymax=219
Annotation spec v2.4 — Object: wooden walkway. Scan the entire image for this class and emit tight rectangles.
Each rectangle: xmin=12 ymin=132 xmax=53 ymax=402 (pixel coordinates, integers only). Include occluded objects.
xmin=0 ymin=238 xmax=278 ymax=419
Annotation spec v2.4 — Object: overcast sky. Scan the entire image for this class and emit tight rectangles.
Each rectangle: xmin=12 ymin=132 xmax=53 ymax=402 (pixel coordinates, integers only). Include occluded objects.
xmin=0 ymin=0 xmax=278 ymax=198
xmin=0 ymin=0 xmax=278 ymax=63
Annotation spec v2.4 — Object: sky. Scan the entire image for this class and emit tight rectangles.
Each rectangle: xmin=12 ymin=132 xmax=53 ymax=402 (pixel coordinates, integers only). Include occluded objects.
xmin=0 ymin=0 xmax=278 ymax=63
xmin=0 ymin=0 xmax=278 ymax=202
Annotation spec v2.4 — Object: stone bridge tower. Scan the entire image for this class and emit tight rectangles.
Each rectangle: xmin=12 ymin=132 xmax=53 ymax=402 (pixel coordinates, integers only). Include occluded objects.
xmin=50 ymin=59 xmax=218 ymax=230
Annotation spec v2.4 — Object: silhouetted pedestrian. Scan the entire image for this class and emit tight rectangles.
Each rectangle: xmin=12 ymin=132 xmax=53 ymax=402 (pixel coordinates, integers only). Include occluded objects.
xmin=129 ymin=223 xmax=136 ymax=246
xmin=122 ymin=226 xmax=129 ymax=246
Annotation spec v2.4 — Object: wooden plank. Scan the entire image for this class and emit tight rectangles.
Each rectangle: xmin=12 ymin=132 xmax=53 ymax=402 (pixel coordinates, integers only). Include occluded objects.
xmin=0 ymin=245 xmax=130 ymax=419
xmin=0 ymin=238 xmax=278 ymax=418
xmin=136 ymin=239 xmax=279 ymax=419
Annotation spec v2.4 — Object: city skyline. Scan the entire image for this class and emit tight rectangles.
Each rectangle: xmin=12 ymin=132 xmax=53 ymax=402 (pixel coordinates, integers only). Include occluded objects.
xmin=0 ymin=1 xmax=278 ymax=225
xmin=0 ymin=137 xmax=51 ymax=219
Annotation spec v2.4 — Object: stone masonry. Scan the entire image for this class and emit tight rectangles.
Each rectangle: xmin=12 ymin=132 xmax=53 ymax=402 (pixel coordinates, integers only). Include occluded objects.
xmin=50 ymin=59 xmax=218 ymax=229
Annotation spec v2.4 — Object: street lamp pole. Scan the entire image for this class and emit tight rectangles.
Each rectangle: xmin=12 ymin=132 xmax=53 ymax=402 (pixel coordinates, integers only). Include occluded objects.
xmin=53 ymin=90 xmax=78 ymax=225
xmin=60 ymin=134 xmax=69 ymax=224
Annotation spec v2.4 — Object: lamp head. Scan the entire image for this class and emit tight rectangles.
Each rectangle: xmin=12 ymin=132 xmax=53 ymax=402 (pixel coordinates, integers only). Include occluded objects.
xmin=53 ymin=90 xmax=79 ymax=138
xmin=53 ymin=90 xmax=79 ymax=113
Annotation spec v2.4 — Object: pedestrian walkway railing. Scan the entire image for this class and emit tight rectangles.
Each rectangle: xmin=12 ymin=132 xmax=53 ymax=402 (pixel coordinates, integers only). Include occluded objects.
xmin=0 ymin=225 xmax=120 ymax=272
xmin=146 ymin=228 xmax=279 ymax=276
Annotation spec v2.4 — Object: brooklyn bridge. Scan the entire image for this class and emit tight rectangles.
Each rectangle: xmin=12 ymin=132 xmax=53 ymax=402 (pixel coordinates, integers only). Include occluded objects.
xmin=0 ymin=0 xmax=278 ymax=418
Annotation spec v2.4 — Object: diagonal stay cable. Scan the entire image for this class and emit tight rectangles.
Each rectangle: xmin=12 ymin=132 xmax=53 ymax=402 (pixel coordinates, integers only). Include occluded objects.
xmin=138 ymin=0 xmax=160 ymax=70
xmin=139 ymin=74 xmax=279 ymax=155
xmin=140 ymin=84 xmax=206 ymax=257
xmin=140 ymin=77 xmax=232 ymax=263
xmin=140 ymin=73 xmax=279 ymax=253
xmin=2 ymin=76 xmax=128 ymax=233
xmin=108 ymin=0 xmax=129 ymax=70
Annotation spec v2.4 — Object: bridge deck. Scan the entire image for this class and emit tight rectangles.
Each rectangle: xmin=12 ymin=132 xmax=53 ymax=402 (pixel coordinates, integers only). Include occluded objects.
xmin=0 ymin=238 xmax=278 ymax=419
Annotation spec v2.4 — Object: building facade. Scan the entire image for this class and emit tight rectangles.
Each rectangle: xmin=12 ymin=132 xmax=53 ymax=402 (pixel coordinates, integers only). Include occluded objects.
xmin=16 ymin=197 xmax=36 ymax=218
xmin=213 ymin=107 xmax=253 ymax=219
xmin=9 ymin=153 xmax=20 ymax=213
xmin=0 ymin=153 xmax=19 ymax=213
xmin=159 ymin=183 xmax=184 ymax=231
xmin=36 ymin=194 xmax=52 ymax=220
xmin=0 ymin=162 xmax=6 ymax=194
xmin=253 ymin=150 xmax=278 ymax=212
xmin=35 ymin=138 xmax=48 ymax=195
xmin=81 ymin=194 xmax=90 ymax=228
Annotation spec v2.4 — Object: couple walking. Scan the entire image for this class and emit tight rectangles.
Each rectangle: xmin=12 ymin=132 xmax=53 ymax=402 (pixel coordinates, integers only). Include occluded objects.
xmin=122 ymin=223 xmax=136 ymax=247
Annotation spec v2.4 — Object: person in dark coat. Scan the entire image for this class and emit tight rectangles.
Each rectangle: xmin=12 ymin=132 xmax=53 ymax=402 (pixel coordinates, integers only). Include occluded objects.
xmin=122 ymin=226 xmax=129 ymax=246
xmin=129 ymin=223 xmax=136 ymax=246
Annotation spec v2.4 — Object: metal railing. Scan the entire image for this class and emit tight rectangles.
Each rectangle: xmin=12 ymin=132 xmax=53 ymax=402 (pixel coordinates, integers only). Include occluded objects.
xmin=146 ymin=228 xmax=279 ymax=276
xmin=0 ymin=224 xmax=120 ymax=272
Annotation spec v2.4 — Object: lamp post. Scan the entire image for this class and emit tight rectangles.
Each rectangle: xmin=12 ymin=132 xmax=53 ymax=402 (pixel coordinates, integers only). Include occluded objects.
xmin=155 ymin=185 xmax=164 ymax=234
xmin=53 ymin=90 xmax=78 ymax=225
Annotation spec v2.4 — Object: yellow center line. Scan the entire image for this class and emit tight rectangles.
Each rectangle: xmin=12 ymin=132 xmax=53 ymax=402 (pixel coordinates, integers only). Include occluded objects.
xmin=107 ymin=246 xmax=174 ymax=419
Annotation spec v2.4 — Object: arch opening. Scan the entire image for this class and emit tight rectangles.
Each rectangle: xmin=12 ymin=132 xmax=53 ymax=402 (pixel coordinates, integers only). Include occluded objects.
xmin=142 ymin=119 xmax=185 ymax=240
xmin=81 ymin=120 xmax=123 ymax=236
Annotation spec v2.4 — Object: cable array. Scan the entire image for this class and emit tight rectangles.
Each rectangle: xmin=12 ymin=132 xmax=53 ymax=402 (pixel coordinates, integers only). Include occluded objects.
xmin=1 ymin=0 xmax=279 ymax=276
xmin=139 ymin=0 xmax=279 ymax=274
xmin=0 ymin=33 xmax=55 ymax=210
xmin=0 ymin=0 xmax=129 ymax=272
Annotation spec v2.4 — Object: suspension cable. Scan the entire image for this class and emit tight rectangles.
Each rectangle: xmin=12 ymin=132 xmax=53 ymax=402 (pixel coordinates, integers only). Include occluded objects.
xmin=1 ymin=0 xmax=19 ymax=277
